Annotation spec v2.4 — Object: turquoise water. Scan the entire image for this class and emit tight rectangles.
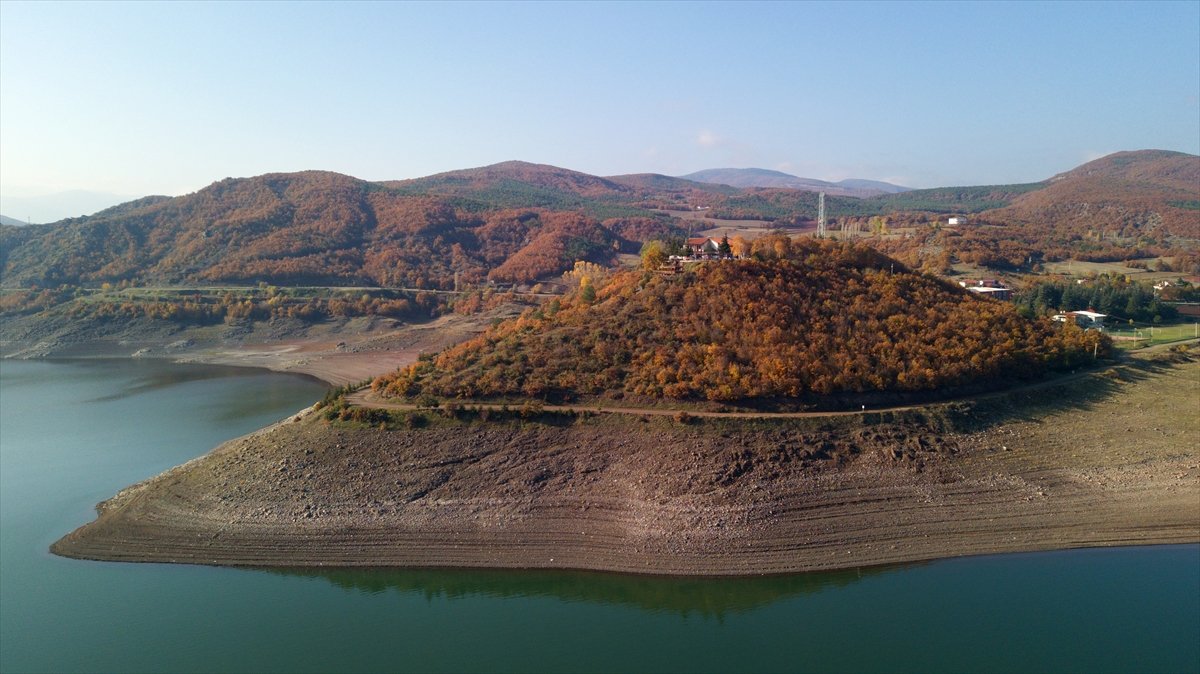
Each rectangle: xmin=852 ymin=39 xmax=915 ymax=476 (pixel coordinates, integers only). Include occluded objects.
xmin=1 ymin=359 xmax=1197 ymax=673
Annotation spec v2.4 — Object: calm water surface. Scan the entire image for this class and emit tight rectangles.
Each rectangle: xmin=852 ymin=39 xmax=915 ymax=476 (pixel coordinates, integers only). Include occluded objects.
xmin=1 ymin=359 xmax=1197 ymax=673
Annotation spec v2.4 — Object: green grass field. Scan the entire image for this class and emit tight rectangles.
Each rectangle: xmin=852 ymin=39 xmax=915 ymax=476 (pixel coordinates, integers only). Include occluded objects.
xmin=1105 ymin=321 xmax=1200 ymax=349
xmin=1040 ymin=259 xmax=1183 ymax=282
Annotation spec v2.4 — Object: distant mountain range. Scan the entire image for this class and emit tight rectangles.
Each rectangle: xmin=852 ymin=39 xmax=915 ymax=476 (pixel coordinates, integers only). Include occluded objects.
xmin=0 ymin=215 xmax=30 ymax=227
xmin=1 ymin=150 xmax=1195 ymax=288
xmin=0 ymin=190 xmax=135 ymax=225
xmin=679 ymin=168 xmax=912 ymax=197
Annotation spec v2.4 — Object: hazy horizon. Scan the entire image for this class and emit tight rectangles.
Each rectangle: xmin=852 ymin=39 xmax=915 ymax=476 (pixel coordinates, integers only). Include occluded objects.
xmin=2 ymin=1 xmax=1197 ymax=213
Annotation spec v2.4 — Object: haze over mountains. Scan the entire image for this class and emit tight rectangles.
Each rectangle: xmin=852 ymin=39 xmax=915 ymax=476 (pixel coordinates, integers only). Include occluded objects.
xmin=0 ymin=190 xmax=137 ymax=225
xmin=0 ymin=150 xmax=1196 ymax=289
xmin=680 ymin=168 xmax=912 ymax=197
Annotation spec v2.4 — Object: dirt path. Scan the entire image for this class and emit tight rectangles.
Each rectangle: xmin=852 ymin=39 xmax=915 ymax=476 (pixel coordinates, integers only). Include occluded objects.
xmin=345 ymin=389 xmax=926 ymax=418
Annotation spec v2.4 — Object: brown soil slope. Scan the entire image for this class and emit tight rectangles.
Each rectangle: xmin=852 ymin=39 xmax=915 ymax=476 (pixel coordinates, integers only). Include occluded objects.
xmin=52 ymin=352 xmax=1199 ymax=575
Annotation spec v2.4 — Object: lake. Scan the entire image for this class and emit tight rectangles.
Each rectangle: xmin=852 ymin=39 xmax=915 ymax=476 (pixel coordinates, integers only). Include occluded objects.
xmin=1 ymin=358 xmax=1197 ymax=673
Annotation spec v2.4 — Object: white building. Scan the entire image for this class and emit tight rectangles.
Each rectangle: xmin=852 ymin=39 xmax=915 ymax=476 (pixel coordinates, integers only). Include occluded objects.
xmin=965 ymin=286 xmax=1011 ymax=300
xmin=1052 ymin=310 xmax=1107 ymax=328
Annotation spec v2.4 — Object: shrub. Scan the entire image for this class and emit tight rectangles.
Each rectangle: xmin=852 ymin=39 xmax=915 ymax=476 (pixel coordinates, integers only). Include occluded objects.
xmin=414 ymin=394 xmax=440 ymax=409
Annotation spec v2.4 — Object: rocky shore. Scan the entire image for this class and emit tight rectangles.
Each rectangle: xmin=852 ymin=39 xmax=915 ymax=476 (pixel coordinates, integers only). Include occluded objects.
xmin=51 ymin=351 xmax=1200 ymax=575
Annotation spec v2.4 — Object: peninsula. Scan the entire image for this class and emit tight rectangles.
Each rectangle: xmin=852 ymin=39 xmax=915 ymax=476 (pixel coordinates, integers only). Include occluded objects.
xmin=49 ymin=347 xmax=1198 ymax=574
xmin=49 ymin=240 xmax=1199 ymax=574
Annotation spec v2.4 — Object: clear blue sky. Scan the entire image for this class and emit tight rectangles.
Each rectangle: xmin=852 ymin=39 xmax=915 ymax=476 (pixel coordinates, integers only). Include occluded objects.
xmin=2 ymin=0 xmax=1198 ymax=202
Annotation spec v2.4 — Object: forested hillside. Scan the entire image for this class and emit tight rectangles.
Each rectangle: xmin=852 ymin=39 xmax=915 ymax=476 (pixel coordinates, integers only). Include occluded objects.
xmin=0 ymin=169 xmax=674 ymax=289
xmin=374 ymin=238 xmax=1108 ymax=404
xmin=2 ymin=151 xmax=1195 ymax=289
xmin=989 ymin=150 xmax=1200 ymax=238
xmin=852 ymin=151 xmax=1200 ymax=269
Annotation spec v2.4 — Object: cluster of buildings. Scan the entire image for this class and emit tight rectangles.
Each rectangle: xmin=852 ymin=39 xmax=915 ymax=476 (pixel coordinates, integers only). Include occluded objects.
xmin=657 ymin=237 xmax=734 ymax=276
xmin=663 ymin=237 xmax=734 ymax=262
xmin=958 ymin=278 xmax=1107 ymax=328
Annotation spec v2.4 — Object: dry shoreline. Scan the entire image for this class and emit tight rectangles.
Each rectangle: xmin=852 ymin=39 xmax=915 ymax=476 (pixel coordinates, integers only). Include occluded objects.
xmin=2 ymin=310 xmax=513 ymax=386
xmin=51 ymin=350 xmax=1200 ymax=575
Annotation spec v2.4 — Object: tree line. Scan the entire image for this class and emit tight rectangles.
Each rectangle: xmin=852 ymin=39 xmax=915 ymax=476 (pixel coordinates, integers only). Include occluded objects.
xmin=1013 ymin=275 xmax=1179 ymax=323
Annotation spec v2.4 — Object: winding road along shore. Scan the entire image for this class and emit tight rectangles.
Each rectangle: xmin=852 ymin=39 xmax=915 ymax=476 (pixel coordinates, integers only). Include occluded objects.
xmin=52 ymin=350 xmax=1199 ymax=575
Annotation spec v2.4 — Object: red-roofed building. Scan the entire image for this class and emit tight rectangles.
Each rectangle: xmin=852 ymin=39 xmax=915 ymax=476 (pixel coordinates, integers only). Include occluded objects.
xmin=686 ymin=237 xmax=721 ymax=257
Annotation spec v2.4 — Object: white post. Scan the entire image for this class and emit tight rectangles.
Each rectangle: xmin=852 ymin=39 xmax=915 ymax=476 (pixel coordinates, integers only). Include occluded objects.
xmin=817 ymin=192 xmax=826 ymax=238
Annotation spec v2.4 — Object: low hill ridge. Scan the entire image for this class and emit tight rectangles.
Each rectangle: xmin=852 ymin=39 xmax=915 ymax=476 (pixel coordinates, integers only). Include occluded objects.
xmin=1050 ymin=150 xmax=1198 ymax=186
xmin=0 ymin=170 xmax=631 ymax=288
xmin=681 ymin=168 xmax=910 ymax=196
xmin=836 ymin=178 xmax=911 ymax=193
xmin=386 ymin=160 xmax=634 ymax=200
xmin=0 ymin=215 xmax=31 ymax=227
xmin=989 ymin=150 xmax=1200 ymax=236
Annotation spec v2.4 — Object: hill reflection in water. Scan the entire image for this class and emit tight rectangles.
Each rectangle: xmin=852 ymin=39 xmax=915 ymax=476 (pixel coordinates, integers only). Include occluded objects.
xmin=265 ymin=563 xmax=917 ymax=618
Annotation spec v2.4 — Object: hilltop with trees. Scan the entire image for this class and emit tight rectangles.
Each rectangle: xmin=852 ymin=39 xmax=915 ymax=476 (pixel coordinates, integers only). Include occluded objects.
xmin=373 ymin=238 xmax=1108 ymax=406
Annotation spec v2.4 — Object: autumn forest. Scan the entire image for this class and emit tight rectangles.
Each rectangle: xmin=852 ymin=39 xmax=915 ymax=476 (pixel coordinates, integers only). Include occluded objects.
xmin=2 ymin=151 xmax=1197 ymax=295
xmin=373 ymin=238 xmax=1109 ymax=405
